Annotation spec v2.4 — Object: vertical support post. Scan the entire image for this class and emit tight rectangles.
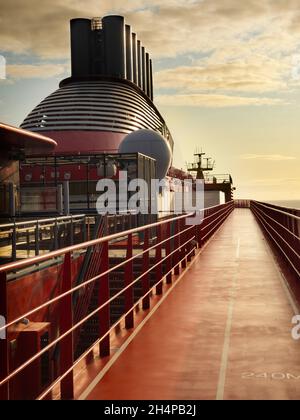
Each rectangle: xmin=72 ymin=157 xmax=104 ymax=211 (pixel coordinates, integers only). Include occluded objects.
xmin=174 ymin=219 xmax=180 ymax=275
xmin=26 ymin=229 xmax=30 ymax=258
xmin=63 ymin=181 xmax=70 ymax=216
xmin=0 ymin=272 xmax=9 ymax=400
xmin=125 ymin=233 xmax=134 ymax=329
xmin=70 ymin=216 xmax=74 ymax=246
xmin=142 ymin=229 xmax=150 ymax=310
xmin=181 ymin=219 xmax=187 ymax=269
xmin=11 ymin=223 xmax=17 ymax=262
xmin=82 ymin=217 xmax=87 ymax=243
xmin=155 ymin=225 xmax=163 ymax=295
xmin=54 ymin=219 xmax=59 ymax=250
xmin=166 ymin=222 xmax=172 ymax=284
xmin=8 ymin=182 xmax=15 ymax=218
xmin=187 ymin=221 xmax=192 ymax=263
xmin=57 ymin=184 xmax=63 ymax=215
xmin=197 ymin=221 xmax=202 ymax=249
xmin=99 ymin=239 xmax=110 ymax=357
xmin=60 ymin=252 xmax=74 ymax=400
xmin=35 ymin=221 xmax=40 ymax=256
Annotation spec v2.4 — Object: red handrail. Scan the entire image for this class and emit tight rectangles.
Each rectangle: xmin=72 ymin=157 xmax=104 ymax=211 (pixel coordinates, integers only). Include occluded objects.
xmin=0 ymin=202 xmax=234 ymax=400
xmin=251 ymin=201 xmax=300 ymax=278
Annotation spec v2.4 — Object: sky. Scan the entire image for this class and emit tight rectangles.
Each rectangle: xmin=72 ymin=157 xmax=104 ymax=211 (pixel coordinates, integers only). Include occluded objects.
xmin=0 ymin=0 xmax=300 ymax=201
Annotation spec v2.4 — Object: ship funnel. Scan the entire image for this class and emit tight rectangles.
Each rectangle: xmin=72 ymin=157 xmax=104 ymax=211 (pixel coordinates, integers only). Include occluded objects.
xmin=70 ymin=18 xmax=91 ymax=77
xmin=102 ymin=15 xmax=125 ymax=78
xmin=132 ymin=33 xmax=138 ymax=84
xmin=125 ymin=25 xmax=133 ymax=82
xmin=137 ymin=40 xmax=142 ymax=89
xmin=141 ymin=46 xmax=146 ymax=93
xmin=70 ymin=15 xmax=153 ymax=98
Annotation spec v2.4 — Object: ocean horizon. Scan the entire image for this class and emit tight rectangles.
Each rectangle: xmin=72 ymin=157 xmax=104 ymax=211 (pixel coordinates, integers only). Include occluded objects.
xmin=268 ymin=200 xmax=300 ymax=209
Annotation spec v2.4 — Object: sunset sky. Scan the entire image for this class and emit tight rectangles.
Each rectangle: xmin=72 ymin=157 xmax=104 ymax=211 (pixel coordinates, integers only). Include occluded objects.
xmin=0 ymin=0 xmax=300 ymax=200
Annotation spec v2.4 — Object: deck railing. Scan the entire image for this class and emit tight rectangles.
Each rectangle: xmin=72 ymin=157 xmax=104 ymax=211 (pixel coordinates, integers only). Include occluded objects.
xmin=234 ymin=199 xmax=251 ymax=208
xmin=251 ymin=201 xmax=300 ymax=278
xmin=0 ymin=214 xmax=87 ymax=262
xmin=0 ymin=202 xmax=234 ymax=400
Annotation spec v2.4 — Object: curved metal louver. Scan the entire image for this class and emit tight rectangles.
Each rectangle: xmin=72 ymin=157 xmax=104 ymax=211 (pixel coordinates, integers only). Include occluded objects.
xmin=21 ymin=80 xmax=173 ymax=150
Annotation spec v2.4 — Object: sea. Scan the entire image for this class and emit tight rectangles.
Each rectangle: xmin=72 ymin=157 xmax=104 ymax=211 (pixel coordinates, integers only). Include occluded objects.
xmin=269 ymin=200 xmax=300 ymax=209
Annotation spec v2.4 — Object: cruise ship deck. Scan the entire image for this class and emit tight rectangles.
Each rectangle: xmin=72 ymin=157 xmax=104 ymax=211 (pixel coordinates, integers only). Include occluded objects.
xmin=78 ymin=208 xmax=300 ymax=400
xmin=0 ymin=203 xmax=299 ymax=401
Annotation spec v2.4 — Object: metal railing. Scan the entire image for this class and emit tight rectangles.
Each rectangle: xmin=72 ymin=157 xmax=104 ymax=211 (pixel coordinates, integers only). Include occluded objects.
xmin=0 ymin=202 xmax=234 ymax=400
xmin=0 ymin=215 xmax=87 ymax=262
xmin=0 ymin=213 xmax=143 ymax=264
xmin=234 ymin=199 xmax=251 ymax=208
xmin=204 ymin=174 xmax=233 ymax=184
xmin=251 ymin=201 xmax=300 ymax=278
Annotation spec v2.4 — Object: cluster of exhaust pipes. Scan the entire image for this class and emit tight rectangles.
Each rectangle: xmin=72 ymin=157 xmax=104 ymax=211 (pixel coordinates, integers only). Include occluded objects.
xmin=70 ymin=15 xmax=154 ymax=100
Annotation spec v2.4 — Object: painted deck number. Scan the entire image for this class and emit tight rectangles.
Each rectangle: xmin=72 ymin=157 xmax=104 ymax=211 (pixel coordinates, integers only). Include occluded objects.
xmin=242 ymin=372 xmax=300 ymax=380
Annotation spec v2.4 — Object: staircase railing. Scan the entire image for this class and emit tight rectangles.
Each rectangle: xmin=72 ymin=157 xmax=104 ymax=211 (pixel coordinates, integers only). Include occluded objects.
xmin=73 ymin=215 xmax=107 ymax=352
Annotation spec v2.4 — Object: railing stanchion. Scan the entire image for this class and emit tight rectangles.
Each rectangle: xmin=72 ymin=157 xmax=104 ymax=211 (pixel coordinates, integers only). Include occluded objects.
xmin=155 ymin=225 xmax=163 ymax=295
xmin=166 ymin=221 xmax=172 ymax=284
xmin=12 ymin=223 xmax=16 ymax=261
xmin=186 ymin=219 xmax=192 ymax=262
xmin=142 ymin=229 xmax=150 ymax=310
xmin=181 ymin=219 xmax=187 ymax=269
xmin=70 ymin=216 xmax=74 ymax=246
xmin=35 ymin=221 xmax=40 ymax=256
xmin=0 ymin=272 xmax=9 ymax=400
xmin=54 ymin=219 xmax=58 ymax=250
xmin=99 ymin=238 xmax=110 ymax=357
xmin=125 ymin=233 xmax=134 ymax=329
xmin=174 ymin=219 xmax=180 ymax=275
xmin=60 ymin=252 xmax=74 ymax=400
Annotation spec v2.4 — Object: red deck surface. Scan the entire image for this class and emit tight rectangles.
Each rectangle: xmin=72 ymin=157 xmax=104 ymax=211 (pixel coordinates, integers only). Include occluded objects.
xmin=81 ymin=209 xmax=300 ymax=400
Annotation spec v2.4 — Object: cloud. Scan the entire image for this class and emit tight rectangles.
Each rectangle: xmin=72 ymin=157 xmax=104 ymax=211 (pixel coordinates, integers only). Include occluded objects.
xmin=240 ymin=154 xmax=297 ymax=161
xmin=1 ymin=0 xmax=300 ymax=98
xmin=156 ymin=93 xmax=285 ymax=108
xmin=154 ymin=61 xmax=288 ymax=94
xmin=7 ymin=64 xmax=68 ymax=79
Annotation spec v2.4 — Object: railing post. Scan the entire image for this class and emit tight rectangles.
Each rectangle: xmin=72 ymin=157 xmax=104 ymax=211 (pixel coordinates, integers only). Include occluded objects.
xmin=35 ymin=221 xmax=40 ymax=256
xmin=12 ymin=223 xmax=16 ymax=262
xmin=174 ymin=219 xmax=180 ymax=275
xmin=70 ymin=216 xmax=74 ymax=246
xmin=82 ymin=217 xmax=87 ymax=243
xmin=60 ymin=252 xmax=74 ymax=400
xmin=99 ymin=239 xmax=110 ymax=357
xmin=142 ymin=229 xmax=150 ymax=310
xmin=155 ymin=225 xmax=163 ymax=295
xmin=54 ymin=219 xmax=58 ymax=250
xmin=187 ymin=222 xmax=192 ymax=262
xmin=125 ymin=233 xmax=134 ymax=329
xmin=166 ymin=222 xmax=172 ymax=284
xmin=197 ymin=214 xmax=203 ymax=248
xmin=0 ymin=272 xmax=9 ymax=400
xmin=181 ymin=219 xmax=187 ymax=269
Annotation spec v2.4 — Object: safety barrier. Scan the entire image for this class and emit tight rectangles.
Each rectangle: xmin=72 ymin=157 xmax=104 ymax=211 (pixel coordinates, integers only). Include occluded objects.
xmin=251 ymin=201 xmax=300 ymax=278
xmin=0 ymin=215 xmax=86 ymax=262
xmin=234 ymin=199 xmax=251 ymax=208
xmin=0 ymin=202 xmax=234 ymax=400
